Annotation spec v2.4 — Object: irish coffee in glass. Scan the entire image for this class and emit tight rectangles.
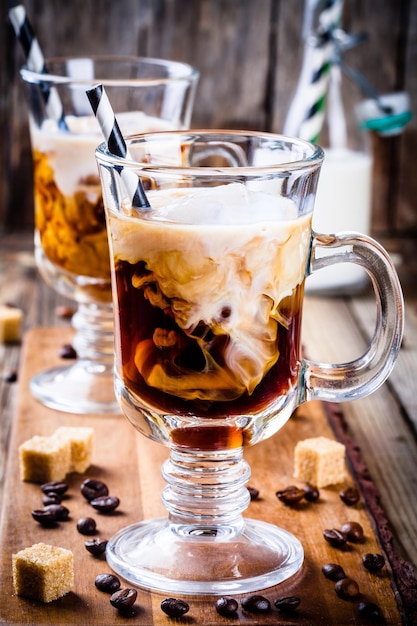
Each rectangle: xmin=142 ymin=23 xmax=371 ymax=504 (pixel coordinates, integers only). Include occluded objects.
xmin=96 ymin=130 xmax=403 ymax=594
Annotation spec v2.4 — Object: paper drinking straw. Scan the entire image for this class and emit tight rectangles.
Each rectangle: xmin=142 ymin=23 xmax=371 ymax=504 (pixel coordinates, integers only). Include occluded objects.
xmin=86 ymin=84 xmax=151 ymax=210
xmin=8 ymin=4 xmax=68 ymax=130
xmin=302 ymin=0 xmax=344 ymax=143
xmin=283 ymin=0 xmax=343 ymax=143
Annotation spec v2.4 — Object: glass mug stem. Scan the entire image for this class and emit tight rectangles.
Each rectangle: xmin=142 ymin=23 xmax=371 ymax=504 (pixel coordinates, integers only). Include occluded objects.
xmin=72 ymin=303 xmax=114 ymax=362
xmin=161 ymin=447 xmax=251 ymax=528
xmin=301 ymin=231 xmax=404 ymax=404
xmin=107 ymin=445 xmax=304 ymax=594
xmin=30 ymin=302 xmax=120 ymax=414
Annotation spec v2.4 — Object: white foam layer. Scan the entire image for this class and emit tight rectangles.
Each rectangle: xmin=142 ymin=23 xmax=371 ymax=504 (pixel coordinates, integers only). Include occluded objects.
xmin=30 ymin=112 xmax=175 ymax=197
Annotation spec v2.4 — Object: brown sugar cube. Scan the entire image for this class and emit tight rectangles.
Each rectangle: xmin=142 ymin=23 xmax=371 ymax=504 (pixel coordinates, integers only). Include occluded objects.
xmin=52 ymin=426 xmax=94 ymax=473
xmin=294 ymin=436 xmax=346 ymax=488
xmin=19 ymin=435 xmax=71 ymax=483
xmin=13 ymin=543 xmax=74 ymax=602
xmin=0 ymin=304 xmax=23 ymax=343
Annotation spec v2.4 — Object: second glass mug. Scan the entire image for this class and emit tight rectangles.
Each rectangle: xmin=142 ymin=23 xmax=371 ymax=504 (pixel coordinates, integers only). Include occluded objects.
xmin=95 ymin=130 xmax=403 ymax=594
xmin=20 ymin=56 xmax=199 ymax=413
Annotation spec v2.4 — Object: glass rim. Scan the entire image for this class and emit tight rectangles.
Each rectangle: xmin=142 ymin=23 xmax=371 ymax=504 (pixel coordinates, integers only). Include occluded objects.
xmin=20 ymin=54 xmax=199 ymax=86
xmin=95 ymin=129 xmax=325 ymax=175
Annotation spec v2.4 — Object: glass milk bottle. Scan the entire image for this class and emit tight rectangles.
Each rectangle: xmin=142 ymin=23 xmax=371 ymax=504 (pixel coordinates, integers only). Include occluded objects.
xmin=307 ymin=61 xmax=372 ymax=294
xmin=283 ymin=0 xmax=373 ymax=294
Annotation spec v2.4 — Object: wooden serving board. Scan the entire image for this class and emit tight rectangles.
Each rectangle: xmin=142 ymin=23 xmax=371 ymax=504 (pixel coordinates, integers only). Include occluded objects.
xmin=0 ymin=328 xmax=404 ymax=625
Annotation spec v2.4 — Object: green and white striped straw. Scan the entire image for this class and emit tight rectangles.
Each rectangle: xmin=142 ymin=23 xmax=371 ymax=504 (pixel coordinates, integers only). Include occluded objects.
xmin=283 ymin=0 xmax=343 ymax=143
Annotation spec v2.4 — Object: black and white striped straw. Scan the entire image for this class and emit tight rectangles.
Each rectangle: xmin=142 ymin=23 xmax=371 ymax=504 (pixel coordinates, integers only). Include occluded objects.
xmin=86 ymin=84 xmax=150 ymax=210
xmin=8 ymin=4 xmax=68 ymax=130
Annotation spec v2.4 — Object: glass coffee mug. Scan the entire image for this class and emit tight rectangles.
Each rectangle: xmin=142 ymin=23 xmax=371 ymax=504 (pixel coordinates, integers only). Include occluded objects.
xmin=21 ymin=56 xmax=199 ymax=413
xmin=95 ymin=131 xmax=403 ymax=594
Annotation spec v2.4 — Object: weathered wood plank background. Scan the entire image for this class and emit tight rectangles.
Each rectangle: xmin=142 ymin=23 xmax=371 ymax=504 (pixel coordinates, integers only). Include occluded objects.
xmin=1 ymin=0 xmax=416 ymax=267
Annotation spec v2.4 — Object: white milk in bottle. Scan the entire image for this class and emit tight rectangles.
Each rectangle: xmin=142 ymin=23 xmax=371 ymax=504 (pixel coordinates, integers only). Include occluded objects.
xmin=305 ymin=147 xmax=372 ymax=293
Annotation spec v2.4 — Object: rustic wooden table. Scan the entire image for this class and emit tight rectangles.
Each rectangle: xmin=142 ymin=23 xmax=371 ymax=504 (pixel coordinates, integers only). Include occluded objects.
xmin=1 ymin=232 xmax=416 ymax=625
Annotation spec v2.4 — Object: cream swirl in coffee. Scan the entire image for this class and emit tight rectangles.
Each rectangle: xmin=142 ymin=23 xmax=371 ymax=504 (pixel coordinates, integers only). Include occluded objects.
xmin=109 ymin=183 xmax=311 ymax=404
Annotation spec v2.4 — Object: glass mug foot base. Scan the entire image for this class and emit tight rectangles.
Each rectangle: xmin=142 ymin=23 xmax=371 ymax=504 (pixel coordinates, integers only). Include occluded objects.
xmin=30 ymin=360 xmax=120 ymax=414
xmin=106 ymin=517 xmax=304 ymax=595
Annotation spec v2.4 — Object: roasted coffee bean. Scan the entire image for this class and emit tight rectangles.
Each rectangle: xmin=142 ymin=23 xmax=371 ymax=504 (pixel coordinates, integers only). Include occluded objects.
xmin=322 ymin=563 xmax=346 ymax=581
xmin=362 ymin=553 xmax=385 ymax=573
xmin=42 ymin=493 xmax=62 ymax=506
xmin=55 ymin=305 xmax=75 ymax=319
xmin=43 ymin=503 xmax=69 ymax=521
xmin=41 ymin=481 xmax=69 ymax=496
xmin=215 ymin=597 xmax=238 ymax=617
xmin=247 ymin=486 xmax=259 ymax=500
xmin=358 ymin=601 xmax=383 ymax=620
xmin=31 ymin=503 xmax=68 ymax=524
xmin=303 ymin=484 xmax=320 ymax=502
xmin=323 ymin=528 xmax=347 ymax=548
xmin=95 ymin=573 xmax=121 ymax=593
xmin=274 ymin=596 xmax=301 ymax=612
xmin=110 ymin=588 xmax=137 ymax=610
xmin=160 ymin=598 xmax=190 ymax=617
xmin=77 ymin=516 xmax=97 ymax=535
xmin=59 ymin=343 xmax=77 ymax=359
xmin=341 ymin=521 xmax=364 ymax=543
xmin=81 ymin=478 xmax=109 ymax=501
xmin=31 ymin=508 xmax=59 ymax=526
xmin=276 ymin=485 xmax=305 ymax=506
xmin=3 ymin=370 xmax=17 ymax=383
xmin=335 ymin=577 xmax=360 ymax=599
xmin=90 ymin=495 xmax=120 ymax=513
xmin=339 ymin=486 xmax=360 ymax=506
xmin=85 ymin=538 xmax=108 ymax=557
xmin=241 ymin=594 xmax=271 ymax=613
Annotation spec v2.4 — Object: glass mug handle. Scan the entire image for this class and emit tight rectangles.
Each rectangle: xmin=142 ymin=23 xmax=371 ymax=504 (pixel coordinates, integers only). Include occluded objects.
xmin=299 ymin=231 xmax=404 ymax=404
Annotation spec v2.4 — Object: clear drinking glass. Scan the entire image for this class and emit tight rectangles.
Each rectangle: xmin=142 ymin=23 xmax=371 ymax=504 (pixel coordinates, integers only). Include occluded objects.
xmin=95 ymin=130 xmax=404 ymax=594
xmin=20 ymin=56 xmax=199 ymax=414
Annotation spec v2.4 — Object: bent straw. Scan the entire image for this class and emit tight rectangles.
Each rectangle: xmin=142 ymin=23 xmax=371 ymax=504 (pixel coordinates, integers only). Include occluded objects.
xmin=8 ymin=4 xmax=68 ymax=130
xmin=86 ymin=84 xmax=151 ymax=210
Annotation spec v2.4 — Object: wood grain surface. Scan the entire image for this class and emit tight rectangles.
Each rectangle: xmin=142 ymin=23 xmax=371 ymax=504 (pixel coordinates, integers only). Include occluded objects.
xmin=2 ymin=0 xmax=417 ymax=274
xmin=0 ymin=327 xmax=405 ymax=625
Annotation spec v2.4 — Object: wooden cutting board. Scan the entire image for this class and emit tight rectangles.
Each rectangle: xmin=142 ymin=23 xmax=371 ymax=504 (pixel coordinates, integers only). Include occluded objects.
xmin=0 ymin=328 xmax=404 ymax=625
